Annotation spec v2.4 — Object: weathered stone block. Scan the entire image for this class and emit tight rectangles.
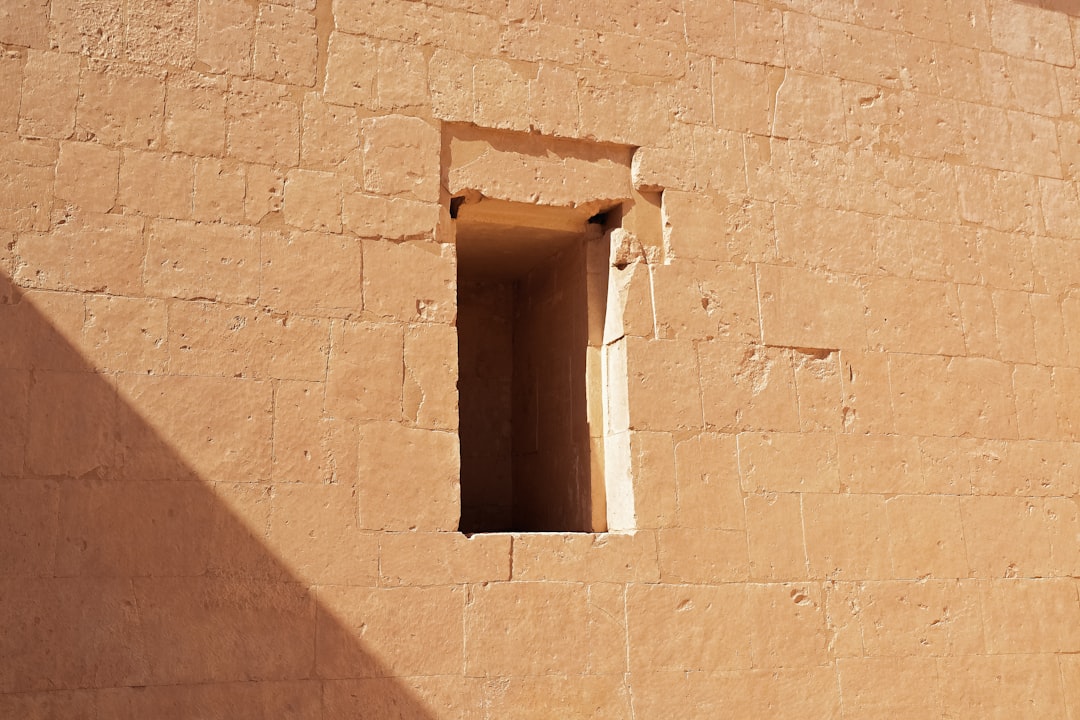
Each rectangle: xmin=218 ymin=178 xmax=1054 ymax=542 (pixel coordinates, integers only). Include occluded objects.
xmin=981 ymin=578 xmax=1080 ymax=653
xmin=939 ymin=655 xmax=1067 ymax=719
xmin=114 ymin=374 xmax=273 ymax=482
xmin=226 ymin=78 xmax=300 ymax=167
xmin=254 ymin=4 xmax=317 ymax=87
xmin=355 ymin=422 xmax=458 ymax=531
xmin=134 ymin=578 xmax=313 ymax=685
xmin=802 ymin=493 xmax=890 ymax=580
xmin=27 ymin=370 xmax=116 ymax=478
xmin=261 ymin=229 xmax=363 ymax=317
xmin=301 ymin=93 xmax=359 ymax=170
xmin=627 ymin=584 xmax=750 ymax=672
xmin=343 ymin=194 xmax=439 ymax=241
xmin=271 ymin=380 xmax=355 ymax=485
xmin=746 ymin=583 xmax=830 ymax=667
xmin=244 ymin=163 xmax=285 ymax=223
xmin=1 ymin=290 xmax=84 ymax=373
xmin=283 ymin=169 xmax=343 ymax=233
xmin=624 ymin=337 xmax=701 ymax=431
xmin=168 ymin=301 xmax=330 ymax=381
xmin=193 ymin=158 xmax=246 ymax=223
xmin=858 ymin=580 xmax=984 ymax=657
xmin=0 ymin=148 xmax=52 ymax=230
xmin=333 ymin=0 xmax=500 ymax=55
xmin=994 ymin=289 xmax=1037 ymax=364
xmin=266 ymin=483 xmax=378 ymax=585
xmin=662 ymin=190 xmax=777 ymax=264
xmin=509 ymin=531 xmax=659 ymax=583
xmin=528 ymin=63 xmax=580 ymax=137
xmin=465 ymin=582 xmax=622 ymax=676
xmin=0 ymin=0 xmax=49 ymax=48
xmin=324 ymin=677 xmax=483 ymax=720
xmin=118 ymin=149 xmax=194 ymax=220
xmin=55 ymin=478 xmax=214 ymax=577
xmin=889 ymin=354 xmax=1017 ymax=439
xmin=54 ymin=141 xmax=120 ymax=213
xmin=473 ymin=59 xmax=532 ymax=133
xmin=864 ymin=276 xmax=966 ymax=355
xmin=990 ymin=0 xmax=1074 ymax=66
xmin=196 ymin=0 xmax=255 ymax=75
xmin=672 ymin=433 xmax=743 ymax=530
xmin=16 ymin=212 xmax=145 ymax=295
xmin=404 ymin=323 xmax=458 ymax=430
xmin=19 ymin=50 xmax=79 ymax=140
xmin=380 ymin=531 xmax=510 ymax=586
xmin=50 ymin=0 xmax=123 ymax=58
xmin=773 ymin=71 xmax=846 ymax=144
xmin=956 ymin=165 xmax=1040 ymax=232
xmin=838 ymin=657 xmax=943 ymax=716
xmin=164 ymin=73 xmax=227 ymax=157
xmin=734 ymin=1 xmax=784 ymax=65
xmin=317 ymin=585 xmax=463 ymax=678
xmin=738 ymin=432 xmax=839 ymax=494
xmin=633 ymin=666 xmax=841 ymax=719
xmin=78 ymin=63 xmax=166 ymax=149
xmin=83 ymin=295 xmax=169 ymax=374
xmin=144 ymin=219 xmax=260 ymax=303
xmin=650 ymin=261 xmax=759 ymax=342
xmin=623 ymin=431 xmax=676 ymax=530
xmin=757 ymin=264 xmax=867 ymax=350
xmin=322 ymin=31 xmax=378 ymax=108
xmin=886 ymin=495 xmax=968 ymax=578
xmin=774 ymin=203 xmax=876 ymax=275
xmin=482 ymin=675 xmax=630 ymax=720
xmin=124 ymin=0 xmax=196 ymax=67
xmin=362 ymin=239 xmax=455 ymax=323
xmin=744 ymin=492 xmax=808 ymax=582
xmin=956 ymin=283 xmax=999 ymax=357
xmin=698 ymin=343 xmax=800 ymax=433
xmin=837 ymin=433 xmax=921 ymax=494
xmin=0 ymin=370 xmax=29 ymax=476
xmin=0 ymin=577 xmax=149 ymax=692
xmin=377 ymin=40 xmax=428 ymax=111
xmin=360 ymin=115 xmax=439 ymax=202
xmin=713 ymin=58 xmax=774 ymax=135
xmin=0 ymin=50 xmax=22 ymax=134
xmin=0 ymin=478 xmax=57 ymax=575
xmin=428 ymin=47 xmax=474 ymax=122
xmin=326 ymin=321 xmax=404 ymax=422
xmin=657 ymin=527 xmax=748 ymax=583
xmin=960 ymin=495 xmax=1053 ymax=578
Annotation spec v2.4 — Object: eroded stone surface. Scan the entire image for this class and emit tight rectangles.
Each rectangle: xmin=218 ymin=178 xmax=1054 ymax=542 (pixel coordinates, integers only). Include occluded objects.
xmin=2 ymin=1 xmax=1079 ymax=717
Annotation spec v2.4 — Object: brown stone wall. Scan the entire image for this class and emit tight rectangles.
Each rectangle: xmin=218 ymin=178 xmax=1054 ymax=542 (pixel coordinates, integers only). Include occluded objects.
xmin=2 ymin=0 xmax=1080 ymax=717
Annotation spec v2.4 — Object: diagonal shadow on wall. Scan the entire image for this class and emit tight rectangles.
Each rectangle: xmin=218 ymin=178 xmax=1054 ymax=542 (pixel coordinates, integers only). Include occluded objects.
xmin=0 ymin=272 xmax=448 ymax=719
xmin=1014 ymin=0 xmax=1080 ymax=15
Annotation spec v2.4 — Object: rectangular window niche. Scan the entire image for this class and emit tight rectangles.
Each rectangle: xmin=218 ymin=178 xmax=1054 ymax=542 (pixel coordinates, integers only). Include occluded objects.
xmin=445 ymin=124 xmax=644 ymax=535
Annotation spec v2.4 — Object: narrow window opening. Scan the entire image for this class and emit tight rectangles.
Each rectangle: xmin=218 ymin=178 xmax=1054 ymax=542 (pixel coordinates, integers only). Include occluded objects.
xmin=456 ymin=198 xmax=613 ymax=534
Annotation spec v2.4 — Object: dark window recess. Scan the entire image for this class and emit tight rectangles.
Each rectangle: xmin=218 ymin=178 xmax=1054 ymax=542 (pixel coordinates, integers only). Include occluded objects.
xmin=456 ymin=198 xmax=612 ymax=534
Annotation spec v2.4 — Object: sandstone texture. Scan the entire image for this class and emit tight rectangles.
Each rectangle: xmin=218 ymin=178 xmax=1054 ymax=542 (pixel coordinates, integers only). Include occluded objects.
xmin=2 ymin=0 xmax=1080 ymax=718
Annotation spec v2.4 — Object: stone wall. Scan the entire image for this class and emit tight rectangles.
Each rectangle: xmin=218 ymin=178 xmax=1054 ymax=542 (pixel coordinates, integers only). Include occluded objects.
xmin=1 ymin=0 xmax=1080 ymax=716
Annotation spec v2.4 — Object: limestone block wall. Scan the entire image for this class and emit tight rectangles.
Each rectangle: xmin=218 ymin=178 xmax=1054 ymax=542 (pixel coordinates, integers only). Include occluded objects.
xmin=1 ymin=0 xmax=1079 ymax=717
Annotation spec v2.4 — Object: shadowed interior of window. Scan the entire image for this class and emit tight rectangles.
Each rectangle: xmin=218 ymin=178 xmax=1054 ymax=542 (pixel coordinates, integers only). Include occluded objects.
xmin=455 ymin=199 xmax=611 ymax=533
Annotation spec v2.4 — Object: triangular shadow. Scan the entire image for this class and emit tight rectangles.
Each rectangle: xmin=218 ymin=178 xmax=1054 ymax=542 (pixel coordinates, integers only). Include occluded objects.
xmin=0 ymin=273 xmax=446 ymax=718
xmin=1013 ymin=0 xmax=1080 ymax=15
